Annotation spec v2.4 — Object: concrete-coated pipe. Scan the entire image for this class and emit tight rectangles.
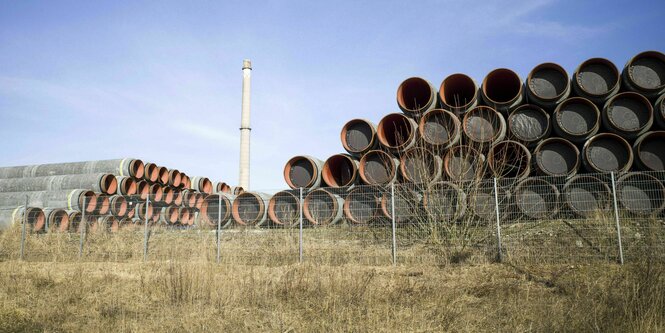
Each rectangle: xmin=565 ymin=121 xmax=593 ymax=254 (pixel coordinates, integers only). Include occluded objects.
xmin=358 ymin=150 xmax=400 ymax=186
xmin=42 ymin=208 xmax=69 ymax=232
xmin=0 ymin=206 xmax=45 ymax=231
xmin=342 ymin=187 xmax=380 ymax=224
xmin=379 ymin=187 xmax=422 ymax=224
xmin=582 ymin=133 xmax=633 ymax=173
xmin=616 ymin=172 xmax=665 ymax=217
xmin=283 ymin=155 xmax=323 ymax=190
xmin=116 ymin=176 xmax=137 ymax=196
xmin=481 ymin=68 xmax=524 ymax=114
xmin=178 ymin=207 xmax=191 ymax=225
xmin=134 ymin=202 xmax=153 ymax=221
xmin=230 ymin=186 xmax=245 ymax=195
xmin=396 ymin=77 xmax=438 ymax=117
xmin=172 ymin=189 xmax=183 ymax=206
xmin=150 ymin=208 xmax=160 ymax=224
xmin=507 ymin=104 xmax=550 ymax=147
xmin=487 ymin=140 xmax=531 ymax=181
xmin=167 ymin=169 xmax=182 ymax=188
xmin=109 ymin=195 xmax=128 ymax=218
xmin=136 ymin=180 xmax=149 ymax=200
xmin=268 ymin=190 xmax=300 ymax=226
xmin=181 ymin=174 xmax=191 ymax=189
xmin=602 ymin=92 xmax=653 ymax=139
xmin=194 ymin=192 xmax=204 ymax=210
xmin=214 ymin=182 xmax=229 ymax=194
xmin=303 ymin=189 xmax=344 ymax=225
xmin=157 ymin=166 xmax=169 ymax=185
xmin=377 ymin=113 xmax=419 ymax=153
xmin=0 ymin=173 xmax=117 ymax=195
xmin=438 ymin=73 xmax=479 ymax=114
xmin=0 ymin=158 xmax=144 ymax=180
xmin=148 ymin=184 xmax=163 ymax=203
xmin=182 ymin=189 xmax=198 ymax=208
xmin=552 ymin=97 xmax=600 ymax=144
xmin=562 ymin=175 xmax=611 ymax=218
xmin=533 ymin=138 xmax=580 ymax=178
xmin=467 ymin=180 xmax=512 ymax=221
xmin=654 ymin=93 xmax=665 ymax=130
xmin=200 ymin=193 xmax=233 ymax=226
xmin=191 ymin=176 xmax=213 ymax=194
xmin=443 ymin=145 xmax=487 ymax=181
xmin=514 ymin=178 xmax=560 ymax=220
xmin=142 ymin=162 xmax=158 ymax=183
xmin=231 ymin=191 xmax=270 ymax=226
xmin=159 ymin=206 xmax=179 ymax=224
xmin=462 ymin=106 xmax=506 ymax=148
xmin=322 ymin=154 xmax=359 ymax=188
xmin=0 ymin=189 xmax=96 ymax=213
xmin=572 ymin=58 xmax=620 ymax=105
xmin=633 ymin=131 xmax=665 ymax=171
xmin=621 ymin=51 xmax=665 ymax=99
xmin=526 ymin=62 xmax=571 ymax=111
xmin=340 ymin=119 xmax=379 ymax=157
xmin=399 ymin=147 xmax=442 ymax=185
xmin=95 ymin=193 xmax=110 ymax=215
xmin=422 ymin=182 xmax=467 ymax=222
xmin=66 ymin=210 xmax=81 ymax=232
xmin=161 ymin=186 xmax=174 ymax=205
xmin=418 ymin=109 xmax=461 ymax=150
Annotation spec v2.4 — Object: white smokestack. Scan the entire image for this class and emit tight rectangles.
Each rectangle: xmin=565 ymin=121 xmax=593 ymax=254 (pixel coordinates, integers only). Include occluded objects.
xmin=239 ymin=59 xmax=252 ymax=190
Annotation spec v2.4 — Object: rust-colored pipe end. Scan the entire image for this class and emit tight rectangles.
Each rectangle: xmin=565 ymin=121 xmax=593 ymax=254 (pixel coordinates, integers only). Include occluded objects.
xmin=96 ymin=194 xmax=111 ymax=215
xmin=162 ymin=186 xmax=174 ymax=205
xmin=110 ymin=195 xmax=128 ymax=217
xmin=340 ymin=119 xmax=377 ymax=155
xmin=27 ymin=207 xmax=46 ymax=232
xmin=322 ymin=154 xmax=358 ymax=187
xmin=143 ymin=163 xmax=159 ymax=182
xmin=136 ymin=180 xmax=149 ymax=200
xmin=168 ymin=169 xmax=182 ymax=187
xmin=157 ymin=166 xmax=169 ymax=185
xmin=81 ymin=191 xmax=97 ymax=213
xmin=150 ymin=184 xmax=164 ymax=202
xmin=482 ymin=68 xmax=523 ymax=104
xmin=129 ymin=159 xmax=145 ymax=179
xmin=439 ymin=73 xmax=478 ymax=111
xmin=396 ymin=77 xmax=436 ymax=115
xmin=99 ymin=174 xmax=118 ymax=195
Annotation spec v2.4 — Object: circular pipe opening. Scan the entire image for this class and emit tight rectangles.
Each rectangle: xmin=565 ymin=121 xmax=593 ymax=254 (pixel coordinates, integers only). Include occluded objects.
xmin=158 ymin=167 xmax=169 ymax=185
xmin=341 ymin=119 xmax=376 ymax=154
xmin=359 ymin=150 xmax=396 ymax=185
xmin=508 ymin=104 xmax=550 ymax=143
xmin=584 ymin=133 xmax=633 ymax=173
xmin=52 ymin=210 xmax=70 ymax=232
xmin=397 ymin=77 xmax=435 ymax=113
xmin=200 ymin=178 xmax=213 ymax=194
xmin=27 ymin=207 xmax=46 ymax=232
xmin=482 ymin=68 xmax=522 ymax=104
xmin=173 ymin=189 xmax=183 ymax=206
xmin=150 ymin=184 xmax=163 ymax=202
xmin=111 ymin=196 xmax=128 ymax=217
xmin=268 ymin=191 xmax=299 ymax=225
xmin=422 ymin=182 xmax=467 ymax=221
xmin=322 ymin=154 xmax=357 ymax=187
xmin=527 ymin=63 xmax=569 ymax=100
xmin=439 ymin=73 xmax=477 ymax=110
xmin=97 ymin=194 xmax=110 ymax=215
xmin=129 ymin=159 xmax=145 ymax=179
xmin=232 ymin=192 xmax=265 ymax=225
xmin=626 ymin=51 xmax=665 ymax=91
xmin=554 ymin=97 xmax=600 ymax=138
xmin=120 ymin=177 xmax=137 ymax=196
xmin=443 ymin=145 xmax=486 ymax=180
xmin=563 ymin=175 xmax=611 ymax=217
xmin=81 ymin=191 xmax=97 ymax=213
xmin=303 ymin=189 xmax=339 ymax=225
xmin=284 ymin=156 xmax=317 ymax=189
xmin=377 ymin=113 xmax=416 ymax=150
xmin=162 ymin=186 xmax=174 ymax=205
xmin=488 ymin=141 xmax=531 ymax=179
xmin=514 ymin=178 xmax=560 ymax=219
xmin=534 ymin=138 xmax=580 ymax=177
xmin=400 ymin=148 xmax=439 ymax=184
xmin=604 ymin=92 xmax=653 ymax=134
xmin=143 ymin=163 xmax=158 ymax=182
xmin=575 ymin=58 xmax=619 ymax=96
xmin=136 ymin=180 xmax=149 ymax=200
xmin=99 ymin=174 xmax=118 ymax=195
xmin=418 ymin=109 xmax=460 ymax=147
xmin=169 ymin=169 xmax=182 ymax=187
xmin=616 ymin=173 xmax=665 ymax=216
xmin=463 ymin=106 xmax=505 ymax=144
xmin=342 ymin=188 xmax=378 ymax=224
xmin=179 ymin=207 xmax=190 ymax=225
xmin=634 ymin=131 xmax=665 ymax=171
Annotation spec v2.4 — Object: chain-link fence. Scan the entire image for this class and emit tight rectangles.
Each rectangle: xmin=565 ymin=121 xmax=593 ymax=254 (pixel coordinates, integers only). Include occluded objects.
xmin=2 ymin=171 xmax=664 ymax=266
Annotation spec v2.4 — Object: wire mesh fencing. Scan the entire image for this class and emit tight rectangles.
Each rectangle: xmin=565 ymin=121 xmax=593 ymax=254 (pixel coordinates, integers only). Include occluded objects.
xmin=2 ymin=171 xmax=664 ymax=266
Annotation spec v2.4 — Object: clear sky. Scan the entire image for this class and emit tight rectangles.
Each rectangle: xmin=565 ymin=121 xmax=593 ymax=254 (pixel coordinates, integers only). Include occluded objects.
xmin=1 ymin=0 xmax=663 ymax=190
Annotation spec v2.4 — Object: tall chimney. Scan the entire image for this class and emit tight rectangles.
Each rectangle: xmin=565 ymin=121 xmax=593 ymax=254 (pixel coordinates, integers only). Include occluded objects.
xmin=239 ymin=59 xmax=252 ymax=190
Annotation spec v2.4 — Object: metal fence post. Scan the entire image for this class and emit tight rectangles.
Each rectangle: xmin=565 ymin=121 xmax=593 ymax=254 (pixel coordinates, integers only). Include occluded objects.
xmin=299 ymin=187 xmax=303 ymax=263
xmin=216 ymin=194 xmax=222 ymax=264
xmin=493 ymin=178 xmax=503 ymax=262
xmin=390 ymin=183 xmax=397 ymax=266
xmin=19 ymin=195 xmax=27 ymax=260
xmin=143 ymin=197 xmax=150 ymax=262
xmin=610 ymin=172 xmax=625 ymax=265
xmin=79 ymin=197 xmax=86 ymax=259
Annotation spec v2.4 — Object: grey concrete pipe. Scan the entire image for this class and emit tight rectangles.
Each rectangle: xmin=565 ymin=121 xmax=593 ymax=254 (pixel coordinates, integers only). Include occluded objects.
xmin=467 ymin=180 xmax=512 ymax=221
xmin=633 ymin=131 xmax=665 ymax=171
xmin=572 ymin=58 xmax=621 ymax=105
xmin=231 ymin=191 xmax=270 ymax=226
xmin=0 ymin=189 xmax=96 ymax=213
xmin=525 ymin=62 xmax=571 ymax=111
xmin=178 ymin=206 xmax=191 ymax=225
xmin=200 ymin=193 xmax=233 ymax=227
xmin=582 ymin=133 xmax=633 ymax=173
xmin=443 ymin=145 xmax=487 ymax=181
xmin=396 ymin=77 xmax=438 ymax=117
xmin=142 ymin=162 xmax=159 ymax=183
xmin=480 ymin=68 xmax=524 ymax=114
xmin=602 ymin=92 xmax=653 ymax=139
xmin=109 ymin=195 xmax=128 ymax=218
xmin=377 ymin=113 xmax=419 ymax=153
xmin=322 ymin=154 xmax=359 ymax=188
xmin=422 ymin=182 xmax=467 ymax=222
xmin=0 ymin=206 xmax=45 ymax=231
xmin=43 ymin=207 xmax=69 ymax=232
xmin=214 ymin=182 xmax=229 ymax=194
xmin=161 ymin=186 xmax=174 ymax=205
xmin=268 ymin=190 xmax=300 ymax=226
xmin=116 ymin=176 xmax=137 ymax=196
xmin=342 ymin=187 xmax=380 ymax=224
xmin=438 ymin=73 xmax=479 ymax=114
xmin=181 ymin=189 xmax=198 ymax=208
xmin=95 ymin=193 xmax=111 ymax=215
xmin=159 ymin=206 xmax=179 ymax=224
xmin=303 ymin=189 xmax=344 ymax=225
xmin=418 ymin=109 xmax=461 ymax=150
xmin=616 ymin=172 xmax=665 ymax=217
xmin=66 ymin=210 xmax=81 ymax=232
xmin=284 ymin=155 xmax=323 ymax=190
xmin=462 ymin=106 xmax=506 ymax=147
xmin=358 ymin=150 xmax=400 ymax=186
xmin=168 ymin=169 xmax=182 ymax=188
xmin=148 ymin=184 xmax=163 ymax=203
xmin=134 ymin=202 xmax=153 ymax=221
xmin=182 ymin=174 xmax=191 ymax=189
xmin=533 ymin=138 xmax=580 ymax=178
xmin=621 ymin=51 xmax=665 ymax=99
xmin=507 ymin=104 xmax=550 ymax=147
xmin=0 ymin=173 xmax=117 ymax=195
xmin=552 ymin=97 xmax=600 ymax=144
xmin=562 ymin=175 xmax=611 ymax=218
xmin=487 ymin=140 xmax=531 ymax=181
xmin=191 ymin=176 xmax=213 ymax=194
xmin=0 ymin=158 xmax=144 ymax=180
xmin=654 ymin=93 xmax=665 ymax=130
xmin=399 ymin=147 xmax=442 ymax=185
xmin=514 ymin=178 xmax=560 ymax=220
xmin=340 ymin=119 xmax=379 ymax=157
xmin=379 ymin=186 xmax=422 ymax=224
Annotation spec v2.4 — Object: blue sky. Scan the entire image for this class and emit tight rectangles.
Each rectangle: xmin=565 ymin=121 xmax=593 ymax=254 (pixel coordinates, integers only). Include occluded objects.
xmin=0 ymin=0 xmax=663 ymax=189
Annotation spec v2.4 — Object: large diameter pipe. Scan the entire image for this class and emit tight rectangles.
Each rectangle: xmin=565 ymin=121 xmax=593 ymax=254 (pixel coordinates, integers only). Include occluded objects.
xmin=142 ymin=162 xmax=159 ymax=183
xmin=418 ymin=109 xmax=461 ymax=150
xmin=582 ymin=133 xmax=633 ymax=173
xmin=95 ymin=193 xmax=111 ymax=215
xmin=438 ymin=73 xmax=478 ymax=114
xmin=200 ymin=193 xmax=233 ymax=226
xmin=267 ymin=190 xmax=300 ymax=226
xmin=168 ymin=169 xmax=182 ymax=188
xmin=468 ymin=180 xmax=511 ymax=221
xmin=159 ymin=206 xmax=179 ymax=224
xmin=161 ymin=186 xmax=175 ymax=205
xmin=526 ymin=62 xmax=571 ymax=110
xmin=283 ymin=155 xmax=323 ymax=189
xmin=396 ymin=77 xmax=438 ymax=117
xmin=462 ymin=106 xmax=506 ymax=147
xmin=191 ymin=177 xmax=213 ymax=195
xmin=443 ymin=145 xmax=486 ymax=181
xmin=621 ymin=51 xmax=665 ymax=99
xmin=572 ymin=57 xmax=620 ymax=105
xmin=342 ymin=187 xmax=380 ymax=224
xmin=380 ymin=187 xmax=422 ymax=224
xmin=602 ymin=92 xmax=653 ymax=139
xmin=231 ymin=191 xmax=269 ymax=226
xmin=616 ymin=172 xmax=665 ymax=217
xmin=633 ymin=131 xmax=665 ymax=171
xmin=157 ymin=166 xmax=169 ymax=185
xmin=303 ymin=189 xmax=344 ymax=225
xmin=44 ymin=209 xmax=69 ymax=232
xmin=178 ymin=207 xmax=191 ymax=225
xmin=507 ymin=104 xmax=550 ymax=147
xmin=340 ymin=119 xmax=378 ymax=157
xmin=66 ymin=210 xmax=82 ymax=232
xmin=109 ymin=195 xmax=128 ymax=218
xmin=399 ymin=148 xmax=442 ymax=185
xmin=533 ymin=138 xmax=580 ymax=178
xmin=0 ymin=189 xmax=96 ymax=213
xmin=552 ymin=97 xmax=600 ymax=144
xmin=136 ymin=180 xmax=149 ymax=200
xmin=0 ymin=206 xmax=45 ymax=231
xmin=376 ymin=113 xmax=419 ymax=153
xmin=116 ymin=176 xmax=137 ymax=196
xmin=134 ymin=202 xmax=153 ymax=221
xmin=654 ymin=93 xmax=665 ymax=130
xmin=562 ymin=175 xmax=611 ymax=218
xmin=514 ymin=178 xmax=560 ymax=219
xmin=180 ymin=174 xmax=191 ymax=189
xmin=358 ymin=150 xmax=400 ymax=186
xmin=0 ymin=173 xmax=117 ymax=195
xmin=487 ymin=140 xmax=531 ymax=181
xmin=422 ymin=182 xmax=467 ymax=222
xmin=322 ymin=154 xmax=359 ymax=188
xmin=480 ymin=68 xmax=524 ymax=114
xmin=0 ymin=158 xmax=144 ymax=180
